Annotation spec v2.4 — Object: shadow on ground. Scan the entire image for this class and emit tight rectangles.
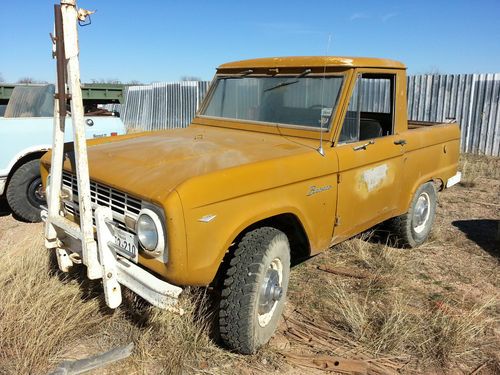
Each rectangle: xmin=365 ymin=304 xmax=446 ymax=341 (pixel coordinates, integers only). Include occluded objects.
xmin=0 ymin=198 xmax=41 ymax=223
xmin=0 ymin=199 xmax=12 ymax=218
xmin=452 ymin=219 xmax=499 ymax=257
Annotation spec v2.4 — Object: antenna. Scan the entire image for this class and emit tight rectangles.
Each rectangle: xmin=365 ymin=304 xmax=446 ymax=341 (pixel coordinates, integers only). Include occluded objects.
xmin=317 ymin=34 xmax=332 ymax=157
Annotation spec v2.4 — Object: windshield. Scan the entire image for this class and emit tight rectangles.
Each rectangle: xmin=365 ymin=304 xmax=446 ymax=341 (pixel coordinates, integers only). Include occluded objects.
xmin=201 ymin=75 xmax=344 ymax=129
xmin=4 ymin=84 xmax=55 ymax=118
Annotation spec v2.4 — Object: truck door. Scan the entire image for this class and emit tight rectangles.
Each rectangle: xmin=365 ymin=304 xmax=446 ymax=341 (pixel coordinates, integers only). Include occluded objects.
xmin=333 ymin=72 xmax=404 ymax=240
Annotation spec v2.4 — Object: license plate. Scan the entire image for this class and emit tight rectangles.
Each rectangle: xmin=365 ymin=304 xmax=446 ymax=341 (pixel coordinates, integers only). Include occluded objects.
xmin=114 ymin=228 xmax=138 ymax=262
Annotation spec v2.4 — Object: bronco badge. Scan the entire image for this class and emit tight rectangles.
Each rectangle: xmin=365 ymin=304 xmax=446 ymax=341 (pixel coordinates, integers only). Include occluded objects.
xmin=307 ymin=185 xmax=332 ymax=196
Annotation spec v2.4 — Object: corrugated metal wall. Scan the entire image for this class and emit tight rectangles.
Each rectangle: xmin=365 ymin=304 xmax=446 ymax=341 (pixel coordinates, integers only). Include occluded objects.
xmin=121 ymin=81 xmax=209 ymax=131
xmin=120 ymin=74 xmax=500 ymax=156
xmin=407 ymin=74 xmax=500 ymax=156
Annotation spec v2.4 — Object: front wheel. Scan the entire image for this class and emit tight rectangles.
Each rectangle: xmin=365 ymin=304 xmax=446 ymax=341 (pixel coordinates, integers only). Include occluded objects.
xmin=6 ymin=159 xmax=45 ymax=222
xmin=219 ymin=227 xmax=290 ymax=354
xmin=389 ymin=181 xmax=437 ymax=247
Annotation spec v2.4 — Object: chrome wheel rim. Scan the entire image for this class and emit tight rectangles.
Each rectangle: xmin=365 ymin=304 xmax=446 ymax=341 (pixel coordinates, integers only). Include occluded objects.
xmin=258 ymin=258 xmax=283 ymax=327
xmin=413 ymin=192 xmax=430 ymax=234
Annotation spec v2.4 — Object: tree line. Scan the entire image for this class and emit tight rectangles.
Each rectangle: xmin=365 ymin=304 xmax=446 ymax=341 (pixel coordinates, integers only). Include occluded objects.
xmin=0 ymin=73 xmax=203 ymax=85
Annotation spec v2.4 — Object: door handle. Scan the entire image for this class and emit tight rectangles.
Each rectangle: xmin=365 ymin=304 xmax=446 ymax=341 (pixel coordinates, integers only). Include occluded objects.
xmin=394 ymin=139 xmax=407 ymax=146
xmin=353 ymin=140 xmax=375 ymax=151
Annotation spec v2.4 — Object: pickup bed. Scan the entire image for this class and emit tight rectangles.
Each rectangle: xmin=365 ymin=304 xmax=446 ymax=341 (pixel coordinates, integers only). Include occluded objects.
xmin=42 ymin=56 xmax=461 ymax=354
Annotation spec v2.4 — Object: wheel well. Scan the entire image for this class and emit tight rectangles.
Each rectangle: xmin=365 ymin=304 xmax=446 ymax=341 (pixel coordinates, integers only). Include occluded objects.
xmin=245 ymin=213 xmax=311 ymax=264
xmin=7 ymin=151 xmax=47 ymax=183
xmin=212 ymin=213 xmax=310 ymax=288
xmin=433 ymin=178 xmax=444 ymax=191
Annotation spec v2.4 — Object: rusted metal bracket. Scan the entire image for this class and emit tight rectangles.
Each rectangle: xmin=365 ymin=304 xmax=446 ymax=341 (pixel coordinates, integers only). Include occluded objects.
xmin=54 ymin=93 xmax=72 ymax=100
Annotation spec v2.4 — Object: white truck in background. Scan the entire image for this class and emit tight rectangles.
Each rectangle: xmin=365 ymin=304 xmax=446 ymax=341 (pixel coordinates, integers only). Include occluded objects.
xmin=0 ymin=83 xmax=125 ymax=222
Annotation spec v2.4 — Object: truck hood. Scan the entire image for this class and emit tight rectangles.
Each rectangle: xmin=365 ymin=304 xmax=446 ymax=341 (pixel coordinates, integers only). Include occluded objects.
xmin=58 ymin=125 xmax=314 ymax=201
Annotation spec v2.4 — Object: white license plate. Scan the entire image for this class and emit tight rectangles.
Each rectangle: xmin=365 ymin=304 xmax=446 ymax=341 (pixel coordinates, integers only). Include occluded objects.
xmin=114 ymin=228 xmax=138 ymax=262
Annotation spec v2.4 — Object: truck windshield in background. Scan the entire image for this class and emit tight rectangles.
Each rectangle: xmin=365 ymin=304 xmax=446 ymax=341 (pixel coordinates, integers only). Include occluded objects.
xmin=202 ymin=76 xmax=344 ymax=129
xmin=4 ymin=85 xmax=55 ymax=118
xmin=3 ymin=84 xmax=121 ymax=118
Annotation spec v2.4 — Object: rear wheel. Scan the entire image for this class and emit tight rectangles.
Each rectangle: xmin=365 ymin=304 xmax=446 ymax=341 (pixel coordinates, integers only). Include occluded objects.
xmin=6 ymin=159 xmax=45 ymax=222
xmin=219 ymin=227 xmax=290 ymax=354
xmin=390 ymin=182 xmax=437 ymax=247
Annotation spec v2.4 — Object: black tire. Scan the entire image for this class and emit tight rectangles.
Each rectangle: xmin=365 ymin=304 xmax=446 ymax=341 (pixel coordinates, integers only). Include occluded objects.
xmin=219 ymin=227 xmax=291 ymax=354
xmin=390 ymin=182 xmax=437 ymax=248
xmin=6 ymin=159 xmax=45 ymax=222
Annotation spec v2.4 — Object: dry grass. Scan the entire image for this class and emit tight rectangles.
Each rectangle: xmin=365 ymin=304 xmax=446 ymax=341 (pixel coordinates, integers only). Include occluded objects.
xmin=0 ymin=235 xmax=229 ymax=375
xmin=459 ymin=153 xmax=500 ymax=187
xmin=420 ymin=299 xmax=495 ymax=366
xmin=288 ymin=229 xmax=498 ymax=372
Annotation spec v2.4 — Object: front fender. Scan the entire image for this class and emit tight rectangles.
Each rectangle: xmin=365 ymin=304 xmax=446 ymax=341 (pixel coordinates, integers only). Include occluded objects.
xmin=177 ymin=173 xmax=338 ymax=286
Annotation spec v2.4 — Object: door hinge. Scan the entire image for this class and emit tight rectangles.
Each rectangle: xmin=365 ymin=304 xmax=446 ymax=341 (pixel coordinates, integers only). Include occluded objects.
xmin=335 ymin=216 xmax=341 ymax=226
xmin=337 ymin=174 xmax=342 ymax=183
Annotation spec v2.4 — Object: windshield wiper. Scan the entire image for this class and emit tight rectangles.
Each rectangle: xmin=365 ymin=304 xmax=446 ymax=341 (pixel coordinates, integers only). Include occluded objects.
xmin=264 ymin=80 xmax=298 ymax=92
xmin=263 ymin=69 xmax=312 ymax=92
xmin=238 ymin=69 xmax=253 ymax=76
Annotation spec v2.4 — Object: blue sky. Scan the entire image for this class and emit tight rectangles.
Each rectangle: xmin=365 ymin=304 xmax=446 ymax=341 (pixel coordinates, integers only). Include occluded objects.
xmin=1 ymin=0 xmax=499 ymax=83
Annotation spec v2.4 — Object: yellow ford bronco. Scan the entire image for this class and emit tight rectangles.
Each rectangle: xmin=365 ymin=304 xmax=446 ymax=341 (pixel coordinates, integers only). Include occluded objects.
xmin=41 ymin=56 xmax=461 ymax=354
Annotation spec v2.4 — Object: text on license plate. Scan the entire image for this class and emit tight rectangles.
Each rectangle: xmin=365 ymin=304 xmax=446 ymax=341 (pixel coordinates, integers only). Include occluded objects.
xmin=114 ymin=229 xmax=138 ymax=262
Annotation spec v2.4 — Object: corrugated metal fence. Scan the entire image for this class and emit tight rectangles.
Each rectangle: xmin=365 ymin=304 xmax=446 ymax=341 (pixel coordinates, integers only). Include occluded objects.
xmin=121 ymin=81 xmax=209 ymax=131
xmin=407 ymin=74 xmax=500 ymax=156
xmin=120 ymin=74 xmax=500 ymax=156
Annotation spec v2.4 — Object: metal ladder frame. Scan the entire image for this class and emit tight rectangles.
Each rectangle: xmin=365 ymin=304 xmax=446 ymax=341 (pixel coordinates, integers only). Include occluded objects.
xmin=44 ymin=0 xmax=122 ymax=308
xmin=43 ymin=0 xmax=182 ymax=311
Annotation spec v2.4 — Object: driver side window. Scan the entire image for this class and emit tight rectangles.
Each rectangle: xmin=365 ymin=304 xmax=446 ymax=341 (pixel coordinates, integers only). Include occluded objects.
xmin=338 ymin=74 xmax=395 ymax=143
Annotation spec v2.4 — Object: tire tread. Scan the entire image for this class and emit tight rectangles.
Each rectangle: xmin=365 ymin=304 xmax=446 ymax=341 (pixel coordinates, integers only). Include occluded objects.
xmin=6 ymin=159 xmax=43 ymax=222
xmin=219 ymin=227 xmax=286 ymax=354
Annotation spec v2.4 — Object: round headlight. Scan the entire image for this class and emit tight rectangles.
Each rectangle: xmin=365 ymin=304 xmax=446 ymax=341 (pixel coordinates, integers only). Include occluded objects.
xmin=137 ymin=213 xmax=158 ymax=251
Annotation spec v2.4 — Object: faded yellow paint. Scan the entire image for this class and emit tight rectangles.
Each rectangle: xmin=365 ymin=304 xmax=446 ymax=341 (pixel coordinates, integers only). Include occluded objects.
xmin=40 ymin=56 xmax=460 ymax=286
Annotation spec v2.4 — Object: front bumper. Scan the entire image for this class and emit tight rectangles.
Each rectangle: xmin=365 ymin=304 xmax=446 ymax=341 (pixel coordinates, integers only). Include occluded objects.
xmin=43 ymin=205 xmax=183 ymax=311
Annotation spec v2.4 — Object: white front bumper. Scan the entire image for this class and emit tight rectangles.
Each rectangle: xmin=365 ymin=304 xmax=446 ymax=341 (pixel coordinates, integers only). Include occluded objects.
xmin=44 ymin=206 xmax=182 ymax=311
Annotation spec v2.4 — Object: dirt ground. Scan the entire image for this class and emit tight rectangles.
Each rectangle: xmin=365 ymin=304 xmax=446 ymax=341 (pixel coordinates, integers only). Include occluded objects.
xmin=0 ymin=155 xmax=498 ymax=375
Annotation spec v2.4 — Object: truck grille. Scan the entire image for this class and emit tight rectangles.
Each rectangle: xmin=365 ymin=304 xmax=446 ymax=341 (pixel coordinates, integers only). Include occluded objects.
xmin=61 ymin=171 xmax=142 ymax=233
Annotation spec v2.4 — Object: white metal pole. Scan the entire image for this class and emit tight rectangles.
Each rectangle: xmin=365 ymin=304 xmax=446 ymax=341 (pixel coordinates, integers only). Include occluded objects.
xmin=45 ymin=44 xmax=64 ymax=249
xmin=60 ymin=0 xmax=101 ymax=279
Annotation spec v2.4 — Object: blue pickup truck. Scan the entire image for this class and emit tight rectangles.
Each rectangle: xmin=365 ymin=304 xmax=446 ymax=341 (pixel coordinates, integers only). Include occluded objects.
xmin=0 ymin=84 xmax=125 ymax=222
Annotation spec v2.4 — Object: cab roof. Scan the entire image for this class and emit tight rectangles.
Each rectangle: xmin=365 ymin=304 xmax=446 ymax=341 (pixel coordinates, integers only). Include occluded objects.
xmin=218 ymin=56 xmax=405 ymax=71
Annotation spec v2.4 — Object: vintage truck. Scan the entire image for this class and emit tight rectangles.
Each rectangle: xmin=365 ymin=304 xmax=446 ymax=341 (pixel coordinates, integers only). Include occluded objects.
xmin=41 ymin=56 xmax=461 ymax=354
xmin=0 ymin=83 xmax=125 ymax=222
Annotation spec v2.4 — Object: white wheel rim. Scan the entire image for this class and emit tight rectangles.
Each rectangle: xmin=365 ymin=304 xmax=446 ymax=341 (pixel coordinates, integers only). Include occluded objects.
xmin=257 ymin=257 xmax=283 ymax=327
xmin=413 ymin=192 xmax=430 ymax=234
